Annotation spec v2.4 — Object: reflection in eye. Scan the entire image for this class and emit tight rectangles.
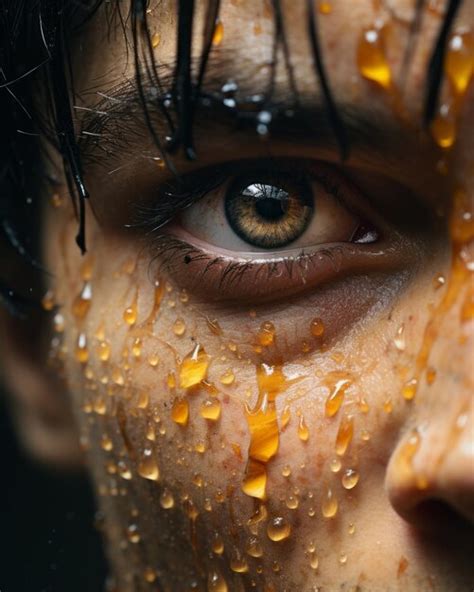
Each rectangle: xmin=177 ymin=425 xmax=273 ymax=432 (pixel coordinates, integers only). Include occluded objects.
xmin=178 ymin=162 xmax=379 ymax=255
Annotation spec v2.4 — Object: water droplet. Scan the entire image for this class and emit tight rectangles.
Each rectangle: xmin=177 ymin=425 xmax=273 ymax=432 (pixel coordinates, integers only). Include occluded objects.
xmin=430 ymin=102 xmax=456 ymax=149
xmin=402 ymin=378 xmax=418 ymax=401
xmin=297 ymin=415 xmax=310 ymax=442
xmin=143 ymin=567 xmax=157 ymax=583
xmin=207 ymin=568 xmax=228 ymax=592
xmin=101 ymin=433 xmax=113 ymax=451
xmin=242 ymin=459 xmax=267 ymax=500
xmin=339 ymin=552 xmax=348 ymax=565
xmin=286 ymin=494 xmax=299 ymax=509
xmin=445 ymin=31 xmax=474 ymax=95
xmin=325 ymin=376 xmax=351 ymax=417
xmin=160 ymin=488 xmax=175 ymax=509
xmin=132 ymin=338 xmax=142 ymax=358
xmin=112 ymin=367 xmax=125 ymax=386
xmin=53 ymin=312 xmax=65 ymax=333
xmin=148 ymin=353 xmax=159 ymax=367
xmin=179 ymin=344 xmax=210 ymax=388
xmin=212 ymin=20 xmax=224 ymax=47
xmin=211 ymin=533 xmax=225 ymax=555
xmin=127 ymin=523 xmax=140 ymax=543
xmin=357 ymin=26 xmax=392 ymax=89
xmin=348 ymin=522 xmax=356 ymax=535
xmin=310 ymin=317 xmax=325 ymax=337
xmin=245 ymin=536 xmax=263 ymax=557
xmin=151 ymin=32 xmax=160 ymax=48
xmin=173 ymin=317 xmax=186 ymax=336
xmin=75 ymin=332 xmax=89 ymax=363
xmin=280 ymin=405 xmax=291 ymax=429
xmin=267 ymin=516 xmax=291 ymax=542
xmin=137 ymin=448 xmax=159 ymax=481
xmin=118 ymin=460 xmax=132 ymax=480
xmin=281 ymin=464 xmax=291 ymax=477
xmin=171 ymin=398 xmax=189 ymax=425
xmin=383 ymin=397 xmax=393 ymax=413
xmin=200 ymin=398 xmax=221 ymax=421
xmin=321 ymin=487 xmax=338 ymax=518
xmin=258 ymin=321 xmax=275 ymax=346
xmin=219 ymin=369 xmax=235 ymax=385
xmin=230 ymin=556 xmax=249 ymax=573
xmin=335 ymin=414 xmax=354 ymax=456
xmin=330 ymin=458 xmax=342 ymax=473
xmin=98 ymin=341 xmax=111 ymax=362
xmin=393 ymin=324 xmax=405 ymax=351
xmin=123 ymin=292 xmax=138 ymax=326
xmin=41 ymin=289 xmax=55 ymax=311
xmin=342 ymin=468 xmax=359 ymax=490
xmin=310 ymin=552 xmax=319 ymax=569
xmin=318 ymin=1 xmax=332 ymax=14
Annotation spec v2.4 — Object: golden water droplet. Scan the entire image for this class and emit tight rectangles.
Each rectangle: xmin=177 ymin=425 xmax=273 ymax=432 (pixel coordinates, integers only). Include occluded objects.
xmin=286 ymin=494 xmax=299 ymax=509
xmin=321 ymin=487 xmax=338 ymax=518
xmin=195 ymin=440 xmax=206 ymax=453
xmin=310 ymin=552 xmax=319 ymax=569
xmin=98 ymin=341 xmax=111 ymax=362
xmin=325 ymin=376 xmax=351 ymax=417
xmin=242 ymin=459 xmax=267 ymax=500
xmin=445 ymin=31 xmax=474 ymax=95
xmin=171 ymin=398 xmax=189 ymax=425
xmin=211 ymin=534 xmax=225 ymax=555
xmin=173 ymin=317 xmax=186 ymax=336
xmin=143 ymin=567 xmax=156 ymax=583
xmin=297 ymin=415 xmax=310 ymax=442
xmin=246 ymin=537 xmax=263 ymax=557
xmin=212 ymin=20 xmax=224 ymax=47
xmin=258 ymin=321 xmax=275 ymax=346
xmin=151 ymin=32 xmax=160 ymax=48
xmin=112 ymin=367 xmax=125 ymax=386
xmin=393 ymin=324 xmax=405 ymax=351
xmin=75 ymin=332 xmax=89 ymax=363
xmin=148 ymin=353 xmax=159 ymax=367
xmin=200 ymin=397 xmax=221 ymax=421
xmin=357 ymin=26 xmax=392 ymax=89
xmin=318 ymin=1 xmax=332 ymax=14
xmin=123 ymin=292 xmax=138 ymax=326
xmin=230 ymin=556 xmax=249 ymax=573
xmin=430 ymin=103 xmax=456 ymax=149
xmin=192 ymin=473 xmax=204 ymax=488
xmin=137 ymin=390 xmax=149 ymax=409
xmin=160 ymin=488 xmax=175 ymax=509
xmin=339 ymin=552 xmax=347 ymax=565
xmin=281 ymin=464 xmax=291 ymax=477
xmin=358 ymin=396 xmax=369 ymax=413
xmin=348 ymin=522 xmax=356 ymax=535
xmin=280 ymin=405 xmax=291 ymax=429
xmin=267 ymin=516 xmax=291 ymax=542
xmin=132 ymin=338 xmax=142 ymax=358
xmin=383 ymin=397 xmax=393 ymax=413
xmin=138 ymin=448 xmax=159 ymax=481
xmin=127 ymin=523 xmax=140 ymax=543
xmin=53 ymin=312 xmax=65 ymax=333
xmin=330 ymin=458 xmax=342 ymax=473
xmin=402 ymin=378 xmax=418 ymax=400
xmin=179 ymin=344 xmax=210 ymax=388
xmin=207 ymin=568 xmax=228 ymax=592
xmin=41 ymin=289 xmax=55 ymax=311
xmin=342 ymin=468 xmax=359 ymax=490
xmin=118 ymin=460 xmax=132 ymax=480
xmin=219 ymin=369 xmax=235 ymax=385
xmin=310 ymin=317 xmax=325 ymax=337
xmin=335 ymin=414 xmax=354 ymax=456
xmin=101 ymin=433 xmax=113 ymax=451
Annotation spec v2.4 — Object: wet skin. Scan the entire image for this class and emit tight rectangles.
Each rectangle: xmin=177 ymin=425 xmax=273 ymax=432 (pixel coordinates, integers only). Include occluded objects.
xmin=39 ymin=0 xmax=474 ymax=590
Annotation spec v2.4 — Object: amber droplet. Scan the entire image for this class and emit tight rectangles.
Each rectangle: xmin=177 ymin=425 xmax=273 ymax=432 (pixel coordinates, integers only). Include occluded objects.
xmin=330 ymin=458 xmax=342 ymax=473
xmin=281 ymin=464 xmax=291 ymax=477
xmin=267 ymin=516 xmax=291 ymax=542
xmin=297 ymin=415 xmax=310 ymax=442
xmin=219 ymin=369 xmax=235 ymax=385
xmin=160 ymin=488 xmax=175 ymax=509
xmin=431 ymin=103 xmax=457 ymax=149
xmin=41 ymin=289 xmax=55 ymax=311
xmin=310 ymin=317 xmax=325 ymax=337
xmin=207 ymin=568 xmax=228 ymax=592
xmin=383 ymin=397 xmax=393 ymax=413
xmin=242 ymin=459 xmax=267 ymax=500
xmin=75 ymin=332 xmax=89 ymax=363
xmin=445 ymin=31 xmax=474 ymax=95
xmin=258 ymin=321 xmax=276 ymax=346
xmin=200 ymin=397 xmax=221 ymax=421
xmin=138 ymin=448 xmax=159 ymax=481
xmin=72 ymin=281 xmax=92 ymax=319
xmin=357 ymin=26 xmax=392 ymax=89
xmin=322 ymin=487 xmax=338 ymax=518
xmin=212 ymin=20 xmax=224 ymax=47
xmin=143 ymin=567 xmax=157 ymax=583
xmin=318 ymin=1 xmax=332 ymax=14
xmin=246 ymin=537 xmax=263 ymax=558
xmin=426 ymin=367 xmax=437 ymax=385
xmin=230 ymin=556 xmax=249 ymax=573
xmin=101 ymin=433 xmax=113 ymax=451
xmin=132 ymin=338 xmax=142 ymax=359
xmin=342 ymin=468 xmax=359 ymax=490
xmin=151 ymin=32 xmax=160 ymax=48
xmin=335 ymin=414 xmax=353 ymax=456
xmin=286 ymin=494 xmax=299 ymax=510
xmin=127 ymin=523 xmax=140 ymax=543
xmin=98 ymin=341 xmax=111 ymax=362
xmin=212 ymin=534 xmax=225 ymax=555
xmin=325 ymin=376 xmax=351 ymax=417
xmin=173 ymin=317 xmax=186 ymax=336
xmin=393 ymin=324 xmax=405 ymax=351
xmin=179 ymin=344 xmax=210 ymax=389
xmin=171 ymin=398 xmax=189 ymax=426
xmin=402 ymin=378 xmax=418 ymax=401
xmin=123 ymin=292 xmax=138 ymax=326
xmin=148 ymin=353 xmax=159 ymax=368
xmin=112 ymin=367 xmax=124 ymax=386
xmin=280 ymin=405 xmax=291 ymax=429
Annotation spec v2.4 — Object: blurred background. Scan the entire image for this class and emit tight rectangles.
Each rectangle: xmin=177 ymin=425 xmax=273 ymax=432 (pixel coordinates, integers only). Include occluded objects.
xmin=0 ymin=391 xmax=107 ymax=592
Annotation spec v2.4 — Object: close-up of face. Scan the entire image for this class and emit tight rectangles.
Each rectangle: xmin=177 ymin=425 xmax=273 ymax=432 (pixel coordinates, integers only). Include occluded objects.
xmin=0 ymin=0 xmax=473 ymax=590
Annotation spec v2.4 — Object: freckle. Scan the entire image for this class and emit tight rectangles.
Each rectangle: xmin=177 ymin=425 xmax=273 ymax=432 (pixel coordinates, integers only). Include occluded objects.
xmin=318 ymin=0 xmax=332 ymax=13
xmin=297 ymin=414 xmax=310 ymax=442
xmin=393 ymin=324 xmax=406 ymax=351
xmin=253 ymin=21 xmax=263 ymax=35
xmin=321 ymin=487 xmax=338 ymax=518
xmin=127 ymin=523 xmax=140 ymax=543
xmin=75 ymin=332 xmax=89 ymax=363
xmin=123 ymin=291 xmax=138 ymax=326
xmin=101 ymin=433 xmax=113 ymax=451
xmin=342 ymin=468 xmax=359 ymax=490
xmin=72 ymin=281 xmax=92 ymax=319
xmin=335 ymin=414 xmax=354 ymax=456
xmin=97 ymin=341 xmax=111 ymax=362
xmin=160 ymin=488 xmax=175 ymax=509
xmin=173 ymin=317 xmax=186 ymax=336
xmin=171 ymin=398 xmax=189 ymax=426
xmin=41 ymin=289 xmax=55 ymax=311
xmin=200 ymin=397 xmax=221 ymax=421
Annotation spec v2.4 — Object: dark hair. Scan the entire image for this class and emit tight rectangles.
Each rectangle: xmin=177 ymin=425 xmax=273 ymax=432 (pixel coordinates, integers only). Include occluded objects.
xmin=0 ymin=0 xmax=463 ymax=316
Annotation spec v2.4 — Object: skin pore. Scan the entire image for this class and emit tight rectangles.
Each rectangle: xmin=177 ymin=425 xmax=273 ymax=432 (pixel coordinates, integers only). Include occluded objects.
xmin=12 ymin=0 xmax=474 ymax=590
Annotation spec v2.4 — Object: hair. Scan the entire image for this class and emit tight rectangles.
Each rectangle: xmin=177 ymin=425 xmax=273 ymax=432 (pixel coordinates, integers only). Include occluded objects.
xmin=0 ymin=0 xmax=463 ymax=316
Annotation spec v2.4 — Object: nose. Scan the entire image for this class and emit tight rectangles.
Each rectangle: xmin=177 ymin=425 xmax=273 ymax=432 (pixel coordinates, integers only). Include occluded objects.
xmin=385 ymin=399 xmax=474 ymax=527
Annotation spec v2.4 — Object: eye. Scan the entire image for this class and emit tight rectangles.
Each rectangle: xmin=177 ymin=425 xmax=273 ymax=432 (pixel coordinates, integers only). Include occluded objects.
xmin=177 ymin=162 xmax=378 ymax=256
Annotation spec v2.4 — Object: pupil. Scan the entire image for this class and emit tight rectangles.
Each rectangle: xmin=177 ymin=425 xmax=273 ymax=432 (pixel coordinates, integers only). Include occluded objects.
xmin=255 ymin=197 xmax=286 ymax=221
xmin=242 ymin=183 xmax=289 ymax=222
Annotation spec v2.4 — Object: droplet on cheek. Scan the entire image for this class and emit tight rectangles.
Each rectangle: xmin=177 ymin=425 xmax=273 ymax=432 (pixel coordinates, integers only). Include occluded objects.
xmin=266 ymin=516 xmax=291 ymax=542
xmin=179 ymin=344 xmax=211 ymax=389
xmin=321 ymin=487 xmax=338 ymax=518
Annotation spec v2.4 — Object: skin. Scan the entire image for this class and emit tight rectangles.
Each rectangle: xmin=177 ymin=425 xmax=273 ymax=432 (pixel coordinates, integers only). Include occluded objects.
xmin=1 ymin=0 xmax=474 ymax=590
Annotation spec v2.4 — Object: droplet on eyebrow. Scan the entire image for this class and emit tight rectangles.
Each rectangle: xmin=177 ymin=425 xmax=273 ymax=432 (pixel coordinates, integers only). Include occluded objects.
xmin=357 ymin=26 xmax=392 ymax=90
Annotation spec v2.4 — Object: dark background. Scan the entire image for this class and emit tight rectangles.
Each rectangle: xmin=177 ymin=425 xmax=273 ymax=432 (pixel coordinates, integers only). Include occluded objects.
xmin=0 ymin=393 xmax=107 ymax=592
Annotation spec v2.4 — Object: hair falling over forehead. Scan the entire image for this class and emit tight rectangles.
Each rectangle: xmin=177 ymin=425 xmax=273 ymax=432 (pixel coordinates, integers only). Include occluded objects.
xmin=0 ymin=0 xmax=468 ymax=315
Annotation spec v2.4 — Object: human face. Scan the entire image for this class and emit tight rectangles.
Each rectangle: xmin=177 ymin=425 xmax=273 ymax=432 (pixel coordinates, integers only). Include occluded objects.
xmin=43 ymin=1 xmax=474 ymax=590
